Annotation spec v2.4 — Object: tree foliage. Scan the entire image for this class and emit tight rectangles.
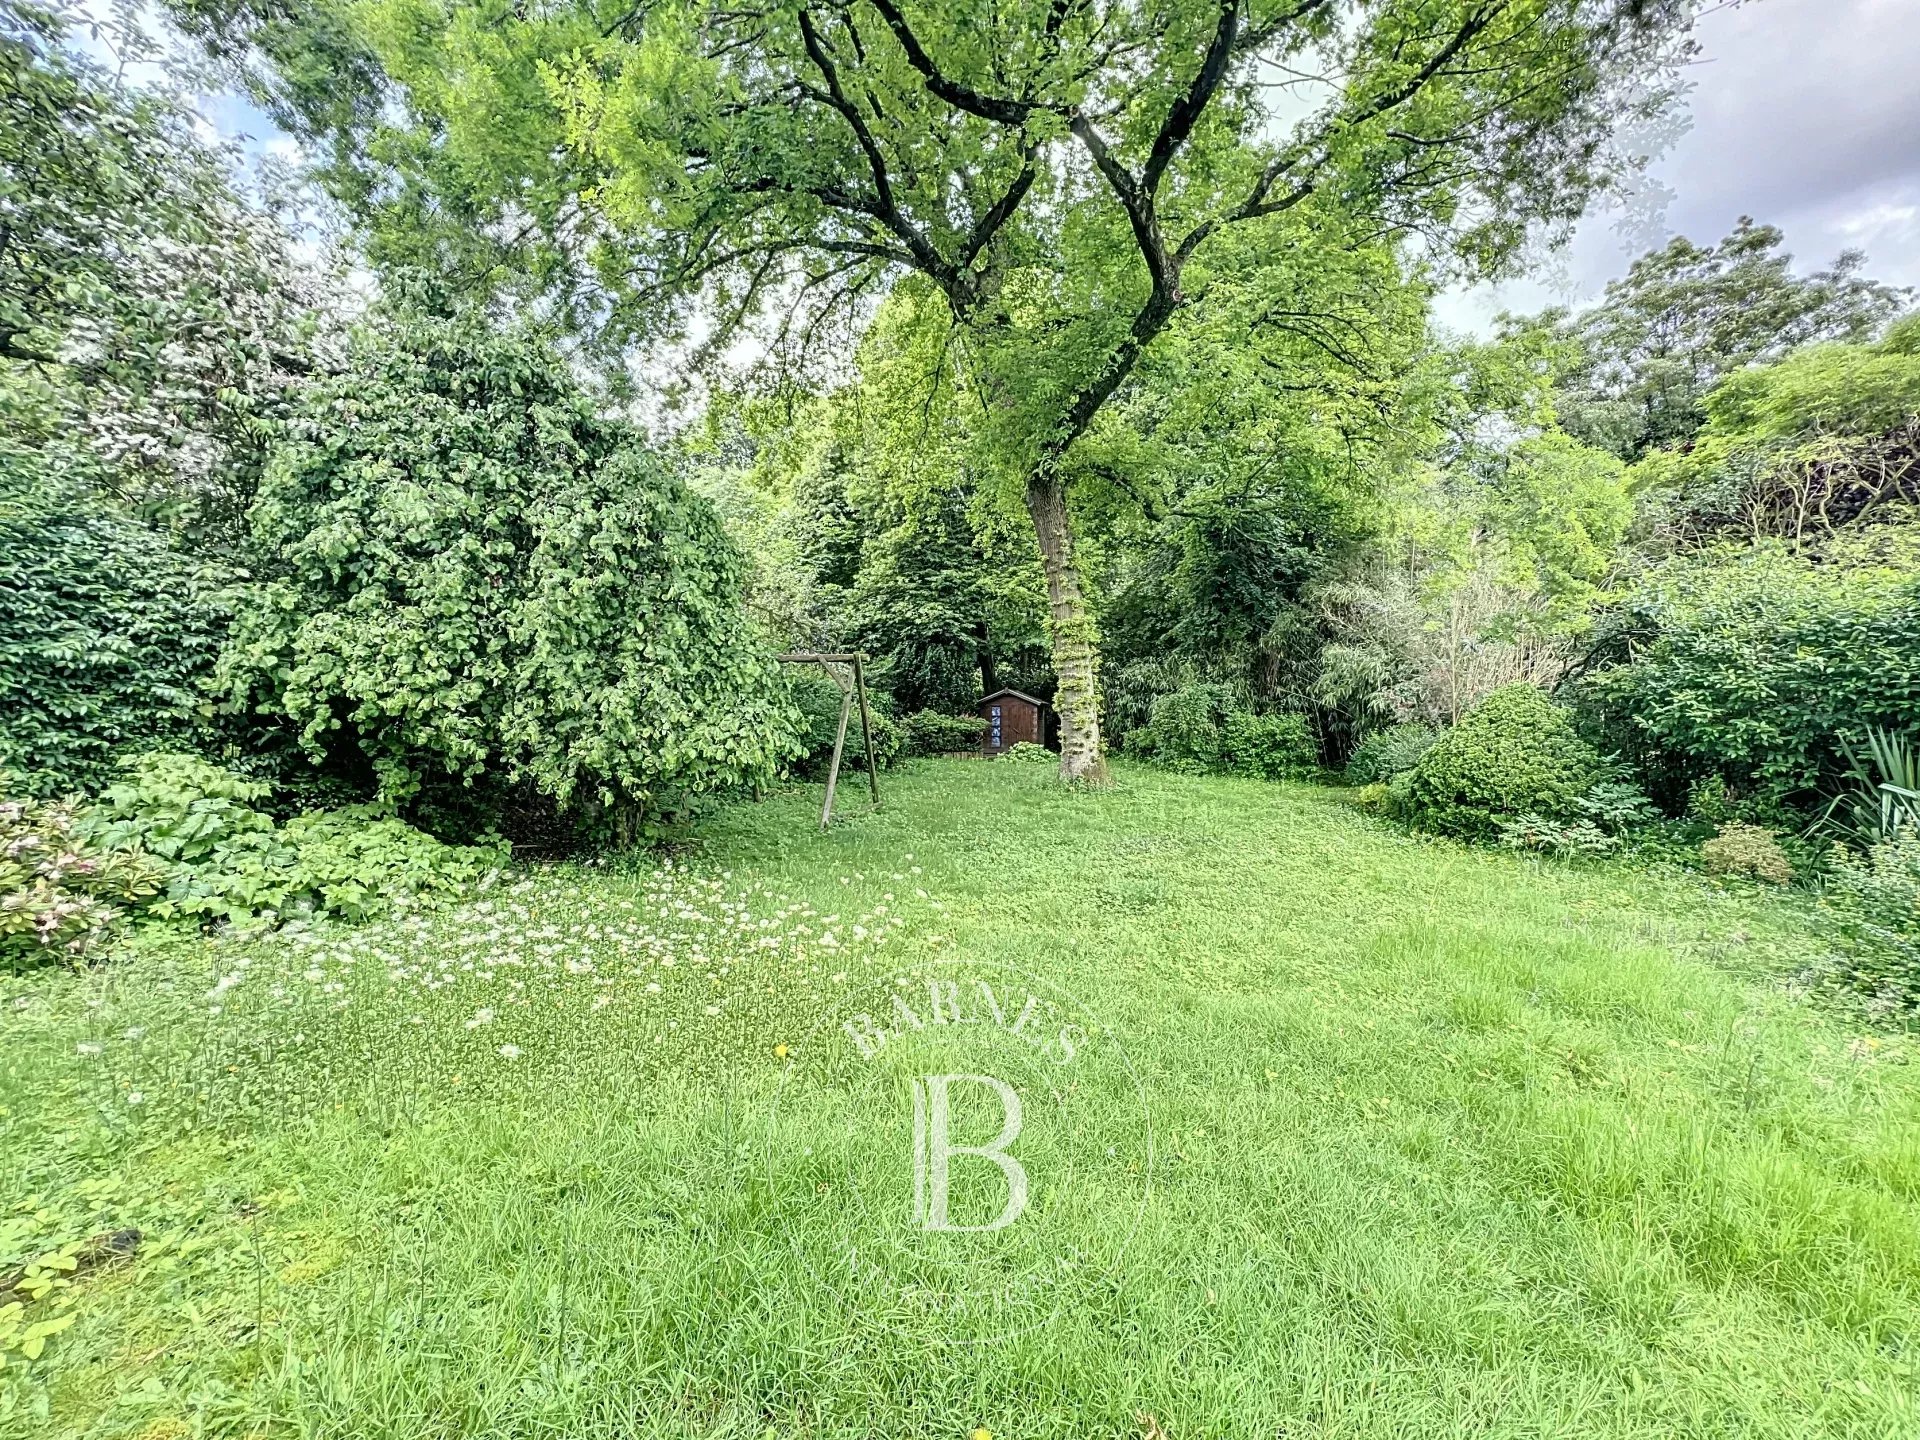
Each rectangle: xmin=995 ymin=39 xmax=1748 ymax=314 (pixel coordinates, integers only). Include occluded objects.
xmin=688 ymin=288 xmax=1051 ymax=712
xmin=1514 ymin=218 xmax=1908 ymax=462
xmin=1631 ymin=327 xmax=1920 ymax=551
xmin=1 ymin=1 xmax=329 ymax=539
xmin=181 ymin=0 xmax=1698 ymax=780
xmin=220 ymin=311 xmax=798 ymax=831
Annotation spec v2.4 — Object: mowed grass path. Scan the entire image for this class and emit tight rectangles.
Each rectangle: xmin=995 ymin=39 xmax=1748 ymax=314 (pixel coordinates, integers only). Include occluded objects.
xmin=6 ymin=760 xmax=1919 ymax=1438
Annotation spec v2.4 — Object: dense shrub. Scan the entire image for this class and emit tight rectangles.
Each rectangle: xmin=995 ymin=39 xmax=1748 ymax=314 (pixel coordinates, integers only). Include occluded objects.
xmin=1 ymin=778 xmax=167 ymax=965
xmin=1822 ymin=831 xmax=1920 ymax=1005
xmin=78 ymin=753 xmax=504 ymax=928
xmin=901 ymin=710 xmax=987 ymax=756
xmin=1127 ymin=684 xmax=1319 ymax=780
xmin=1222 ymin=712 xmax=1319 ymax=779
xmin=1576 ymin=533 xmax=1920 ymax=808
xmin=1126 ymin=683 xmax=1239 ymax=772
xmin=1344 ymin=723 xmax=1439 ymax=786
xmin=998 ymin=742 xmax=1056 ymax=764
xmin=219 ymin=312 xmax=798 ymax=834
xmin=78 ymin=753 xmax=275 ymax=865
xmin=1495 ymin=813 xmax=1618 ymax=858
xmin=0 ymin=473 xmax=232 ymax=796
xmin=1699 ymin=821 xmax=1795 ymax=885
xmin=162 ymin=806 xmax=504 ymax=926
xmin=1405 ymin=685 xmax=1598 ymax=840
xmin=1351 ymin=782 xmax=1394 ymax=813
xmin=1574 ymin=779 xmax=1659 ymax=834
xmin=788 ymin=670 xmax=903 ymax=776
xmin=1100 ymin=655 xmax=1193 ymax=748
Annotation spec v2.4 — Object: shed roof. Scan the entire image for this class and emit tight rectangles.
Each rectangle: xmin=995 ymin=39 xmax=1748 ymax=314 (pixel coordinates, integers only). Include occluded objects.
xmin=979 ymin=688 xmax=1051 ymax=710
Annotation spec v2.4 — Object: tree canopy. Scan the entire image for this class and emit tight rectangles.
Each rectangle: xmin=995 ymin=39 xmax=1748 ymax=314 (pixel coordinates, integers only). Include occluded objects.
xmin=174 ymin=0 xmax=1699 ymax=780
xmin=1511 ymin=218 xmax=1908 ymax=462
xmin=2 ymin=1 xmax=332 ymax=542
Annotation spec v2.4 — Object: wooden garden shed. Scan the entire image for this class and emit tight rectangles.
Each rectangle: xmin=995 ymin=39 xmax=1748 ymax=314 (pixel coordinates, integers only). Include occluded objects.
xmin=978 ymin=689 xmax=1052 ymax=756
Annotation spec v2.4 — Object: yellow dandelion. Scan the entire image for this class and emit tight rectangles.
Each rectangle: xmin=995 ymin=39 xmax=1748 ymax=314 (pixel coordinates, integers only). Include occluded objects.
xmin=971 ymin=1429 xmax=992 ymax=1440
xmin=774 ymin=1043 xmax=790 ymax=1060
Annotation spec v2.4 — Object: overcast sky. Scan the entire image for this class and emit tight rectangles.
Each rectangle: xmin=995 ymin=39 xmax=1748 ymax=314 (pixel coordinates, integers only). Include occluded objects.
xmin=1434 ymin=0 xmax=1920 ymax=332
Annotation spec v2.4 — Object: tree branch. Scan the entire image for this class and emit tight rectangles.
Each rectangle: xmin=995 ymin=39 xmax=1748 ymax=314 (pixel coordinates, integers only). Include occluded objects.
xmin=1177 ymin=0 xmax=1510 ymax=262
xmin=1141 ymin=1 xmax=1242 ymax=198
xmin=863 ymin=0 xmax=1045 ymax=124
xmin=795 ymin=10 xmax=953 ymax=286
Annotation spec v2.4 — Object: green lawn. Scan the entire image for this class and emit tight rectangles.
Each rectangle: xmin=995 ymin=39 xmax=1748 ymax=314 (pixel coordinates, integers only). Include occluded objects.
xmin=4 ymin=760 xmax=1918 ymax=1438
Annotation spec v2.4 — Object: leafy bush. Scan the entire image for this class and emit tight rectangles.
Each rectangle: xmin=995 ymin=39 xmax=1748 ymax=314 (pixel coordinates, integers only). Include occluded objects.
xmin=901 ymin=710 xmax=987 ymax=756
xmin=1495 ymin=813 xmax=1619 ymax=858
xmin=1222 ymin=711 xmax=1318 ymax=780
xmin=78 ymin=753 xmax=275 ymax=865
xmin=1351 ymin=782 xmax=1394 ymax=813
xmin=1404 ymin=685 xmax=1598 ymax=840
xmin=1573 ymin=779 xmax=1659 ymax=835
xmin=1101 ymin=655 xmax=1194 ymax=749
xmin=1699 ymin=822 xmax=1795 ymax=885
xmin=1686 ymin=775 xmax=1738 ymax=824
xmin=1127 ymin=683 xmax=1239 ymax=772
xmin=1 ymin=779 xmax=166 ymax=965
xmin=998 ymin=742 xmax=1056 ymax=764
xmin=0 ymin=473 xmax=232 ymax=797
xmin=160 ymin=807 xmax=505 ymax=926
xmin=788 ymin=670 xmax=903 ymax=776
xmin=1822 ymin=831 xmax=1920 ymax=1004
xmin=1344 ymin=723 xmax=1439 ymax=785
xmin=1129 ymin=684 xmax=1316 ymax=779
xmin=219 ymin=311 xmax=798 ymax=831
xmin=77 ymin=753 xmax=504 ymax=928
xmin=1576 ymin=533 xmax=1920 ymax=808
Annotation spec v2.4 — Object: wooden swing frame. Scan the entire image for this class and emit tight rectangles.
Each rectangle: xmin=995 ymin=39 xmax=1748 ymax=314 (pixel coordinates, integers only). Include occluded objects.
xmin=777 ymin=652 xmax=881 ymax=829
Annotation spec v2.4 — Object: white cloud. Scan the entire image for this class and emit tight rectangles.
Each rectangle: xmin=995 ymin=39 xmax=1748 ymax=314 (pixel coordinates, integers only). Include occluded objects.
xmin=1441 ymin=0 xmax=1920 ymax=333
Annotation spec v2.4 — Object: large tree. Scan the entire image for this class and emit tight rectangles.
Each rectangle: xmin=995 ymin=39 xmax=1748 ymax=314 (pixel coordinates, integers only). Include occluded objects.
xmin=1512 ymin=218 xmax=1909 ymax=462
xmin=2 ymin=0 xmax=331 ymax=541
xmin=189 ymin=0 xmax=1696 ymax=780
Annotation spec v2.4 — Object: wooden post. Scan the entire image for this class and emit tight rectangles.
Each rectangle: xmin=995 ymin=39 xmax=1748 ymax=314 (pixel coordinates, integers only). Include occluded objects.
xmin=820 ymin=684 xmax=853 ymax=830
xmin=776 ymin=652 xmax=882 ymax=829
xmin=853 ymin=655 xmax=880 ymax=808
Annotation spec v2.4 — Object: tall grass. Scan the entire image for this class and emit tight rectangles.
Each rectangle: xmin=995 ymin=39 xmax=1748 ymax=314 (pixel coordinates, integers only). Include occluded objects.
xmin=2 ymin=761 xmax=1916 ymax=1437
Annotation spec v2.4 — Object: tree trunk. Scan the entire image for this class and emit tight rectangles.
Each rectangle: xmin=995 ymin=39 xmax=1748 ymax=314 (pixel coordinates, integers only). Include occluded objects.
xmin=973 ymin=618 xmax=998 ymax=699
xmin=1025 ymin=467 xmax=1110 ymax=785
